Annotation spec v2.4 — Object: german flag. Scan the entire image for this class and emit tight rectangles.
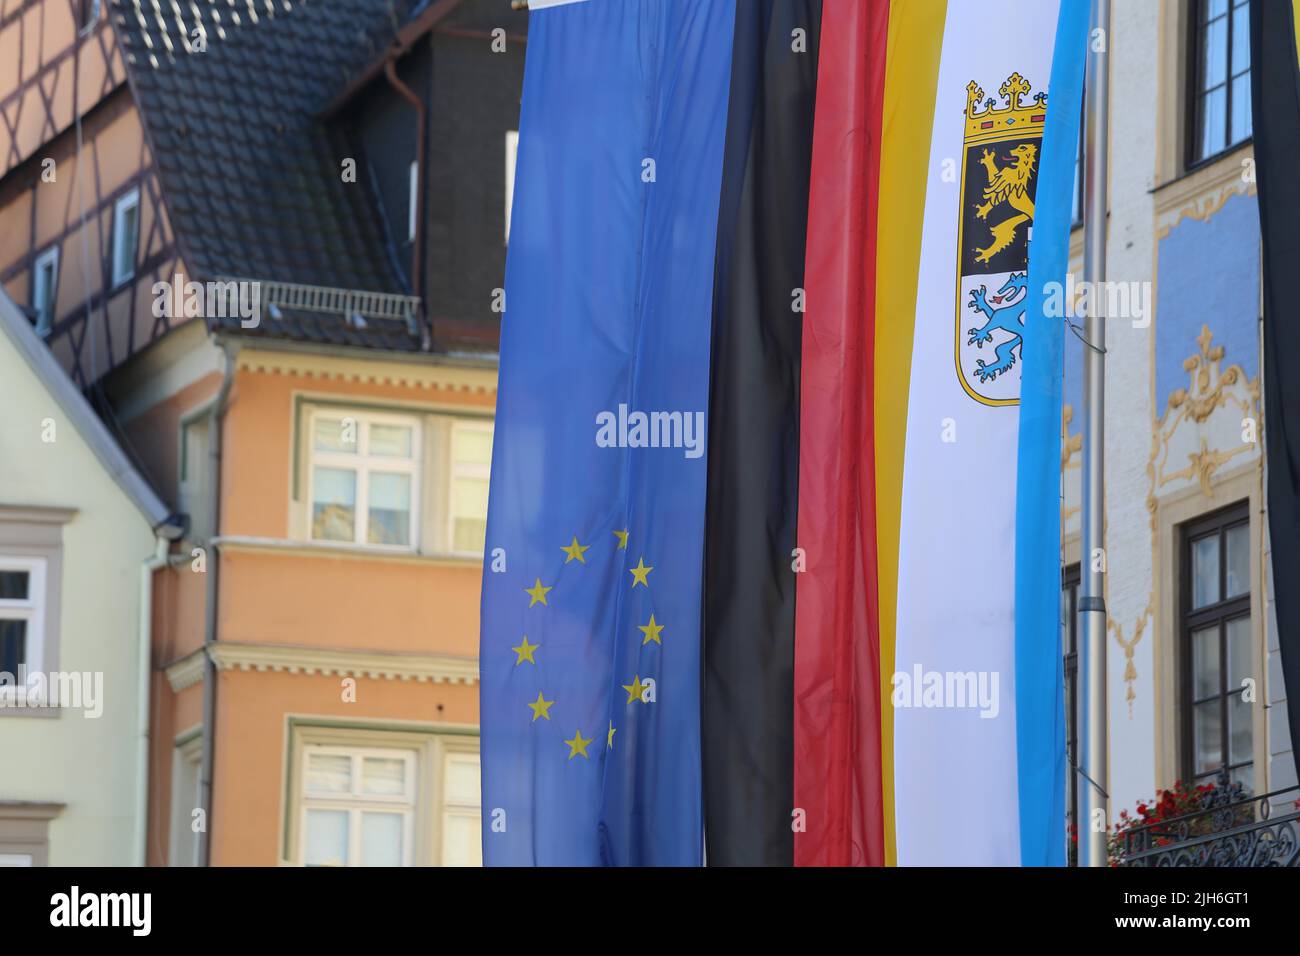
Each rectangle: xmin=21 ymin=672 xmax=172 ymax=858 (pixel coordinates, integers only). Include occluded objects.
xmin=705 ymin=0 xmax=1089 ymax=867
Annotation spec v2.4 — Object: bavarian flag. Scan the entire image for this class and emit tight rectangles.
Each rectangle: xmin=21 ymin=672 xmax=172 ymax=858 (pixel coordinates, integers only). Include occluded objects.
xmin=481 ymin=0 xmax=1088 ymax=867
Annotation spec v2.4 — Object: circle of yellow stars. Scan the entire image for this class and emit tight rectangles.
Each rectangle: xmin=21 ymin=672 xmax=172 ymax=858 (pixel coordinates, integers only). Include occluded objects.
xmin=518 ymin=530 xmax=660 ymax=760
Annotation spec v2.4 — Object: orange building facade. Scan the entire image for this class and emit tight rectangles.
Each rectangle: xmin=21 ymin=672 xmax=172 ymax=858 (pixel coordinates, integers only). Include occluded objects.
xmin=118 ymin=339 xmax=494 ymax=866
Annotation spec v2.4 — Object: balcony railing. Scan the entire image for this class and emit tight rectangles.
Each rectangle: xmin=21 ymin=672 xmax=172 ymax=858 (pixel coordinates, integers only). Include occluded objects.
xmin=1118 ymin=770 xmax=1300 ymax=867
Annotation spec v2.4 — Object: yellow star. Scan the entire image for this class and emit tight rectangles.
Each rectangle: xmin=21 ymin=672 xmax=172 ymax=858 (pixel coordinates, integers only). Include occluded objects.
xmin=607 ymin=721 xmax=616 ymax=749
xmin=512 ymin=636 xmax=539 ymax=665
xmin=527 ymin=692 xmax=554 ymax=721
xmin=638 ymin=613 xmax=664 ymax=645
xmin=565 ymin=729 xmax=592 ymax=759
xmin=622 ymin=674 xmax=646 ymax=704
xmin=524 ymin=578 xmax=552 ymax=607
xmin=613 ymin=529 xmax=629 ymax=550
xmin=561 ymin=536 xmax=590 ymax=564
xmin=628 ymin=556 xmax=653 ymax=588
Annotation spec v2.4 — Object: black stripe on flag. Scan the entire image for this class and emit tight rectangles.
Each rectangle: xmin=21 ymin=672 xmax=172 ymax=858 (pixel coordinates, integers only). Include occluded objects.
xmin=702 ymin=0 xmax=822 ymax=866
xmin=1249 ymin=0 xmax=1300 ymax=790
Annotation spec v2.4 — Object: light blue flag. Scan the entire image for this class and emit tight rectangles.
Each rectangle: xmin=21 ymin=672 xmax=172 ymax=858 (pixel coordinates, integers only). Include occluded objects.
xmin=1016 ymin=0 xmax=1089 ymax=867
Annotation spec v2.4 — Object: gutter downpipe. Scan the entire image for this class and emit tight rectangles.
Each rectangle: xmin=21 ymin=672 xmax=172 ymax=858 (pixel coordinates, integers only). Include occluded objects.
xmin=136 ymin=534 xmax=172 ymax=866
xmin=198 ymin=338 xmax=239 ymax=867
xmin=384 ymin=54 xmax=431 ymax=350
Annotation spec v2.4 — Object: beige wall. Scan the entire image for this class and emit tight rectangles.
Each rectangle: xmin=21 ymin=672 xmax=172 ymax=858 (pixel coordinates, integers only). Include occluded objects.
xmin=0 ymin=318 xmax=157 ymax=865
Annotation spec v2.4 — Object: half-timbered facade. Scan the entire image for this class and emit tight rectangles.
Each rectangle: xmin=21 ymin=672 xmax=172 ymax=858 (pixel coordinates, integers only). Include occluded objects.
xmin=0 ymin=0 xmax=183 ymax=387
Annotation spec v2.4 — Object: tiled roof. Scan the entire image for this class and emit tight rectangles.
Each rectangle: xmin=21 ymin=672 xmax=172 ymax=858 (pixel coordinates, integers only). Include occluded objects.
xmin=110 ymin=0 xmax=425 ymax=351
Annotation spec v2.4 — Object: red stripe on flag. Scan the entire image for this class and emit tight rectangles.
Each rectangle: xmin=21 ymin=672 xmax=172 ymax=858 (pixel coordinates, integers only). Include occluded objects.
xmin=793 ymin=0 xmax=889 ymax=867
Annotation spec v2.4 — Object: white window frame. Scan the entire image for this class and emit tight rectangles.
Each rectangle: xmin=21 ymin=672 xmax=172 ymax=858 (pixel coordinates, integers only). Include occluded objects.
xmin=168 ymin=733 xmax=202 ymax=866
xmin=32 ymin=246 xmax=58 ymax=336
xmin=447 ymin=419 xmax=493 ymax=557
xmin=505 ymin=129 xmax=519 ymax=244
xmin=0 ymin=556 xmax=47 ymax=702
xmin=439 ymin=749 xmax=481 ymax=866
xmin=408 ymin=159 xmax=419 ymax=243
xmin=298 ymin=745 xmax=416 ymax=867
xmin=178 ymin=406 xmax=213 ymax=542
xmin=111 ymin=187 xmax=140 ymax=287
xmin=307 ymin=408 xmax=422 ymax=551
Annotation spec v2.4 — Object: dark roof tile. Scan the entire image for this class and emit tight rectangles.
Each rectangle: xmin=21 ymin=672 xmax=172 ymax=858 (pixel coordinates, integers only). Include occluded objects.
xmin=111 ymin=0 xmax=424 ymax=350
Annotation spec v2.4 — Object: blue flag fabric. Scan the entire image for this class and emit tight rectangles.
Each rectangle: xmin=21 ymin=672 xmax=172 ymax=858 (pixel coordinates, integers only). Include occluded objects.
xmin=1015 ymin=0 xmax=1089 ymax=867
xmin=480 ymin=0 xmax=735 ymax=866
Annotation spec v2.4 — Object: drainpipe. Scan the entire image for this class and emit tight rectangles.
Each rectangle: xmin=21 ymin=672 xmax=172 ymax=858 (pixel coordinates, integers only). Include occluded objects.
xmin=197 ymin=338 xmax=239 ymax=867
xmin=135 ymin=534 xmax=172 ymax=866
xmin=384 ymin=56 xmax=431 ymax=350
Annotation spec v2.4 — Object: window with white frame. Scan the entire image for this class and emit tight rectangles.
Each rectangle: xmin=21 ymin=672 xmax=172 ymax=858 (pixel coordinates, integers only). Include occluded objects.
xmin=449 ymin=420 xmax=493 ymax=555
xmin=168 ymin=737 xmax=202 ymax=866
xmin=0 ymin=557 xmax=46 ymax=687
xmin=111 ymin=188 xmax=140 ymax=287
xmin=32 ymin=246 xmax=58 ymax=336
xmin=309 ymin=410 xmax=421 ymax=549
xmin=505 ymin=130 xmax=519 ymax=244
xmin=179 ymin=412 xmax=212 ymax=541
xmin=299 ymin=746 xmax=416 ymax=867
xmin=440 ymin=750 xmax=482 ymax=866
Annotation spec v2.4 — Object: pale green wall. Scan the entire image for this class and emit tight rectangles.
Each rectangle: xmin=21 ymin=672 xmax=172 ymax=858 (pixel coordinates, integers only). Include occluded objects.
xmin=0 ymin=335 xmax=157 ymax=865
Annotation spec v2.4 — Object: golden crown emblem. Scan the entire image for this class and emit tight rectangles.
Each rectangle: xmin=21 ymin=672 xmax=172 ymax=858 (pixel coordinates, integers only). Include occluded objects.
xmin=965 ymin=73 xmax=1046 ymax=145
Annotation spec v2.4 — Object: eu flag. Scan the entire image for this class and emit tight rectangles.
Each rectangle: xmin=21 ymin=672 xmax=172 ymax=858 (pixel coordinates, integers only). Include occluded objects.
xmin=479 ymin=0 xmax=735 ymax=866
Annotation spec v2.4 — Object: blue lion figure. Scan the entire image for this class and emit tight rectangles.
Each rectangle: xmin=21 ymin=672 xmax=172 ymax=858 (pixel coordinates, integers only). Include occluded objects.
xmin=966 ymin=271 xmax=1027 ymax=384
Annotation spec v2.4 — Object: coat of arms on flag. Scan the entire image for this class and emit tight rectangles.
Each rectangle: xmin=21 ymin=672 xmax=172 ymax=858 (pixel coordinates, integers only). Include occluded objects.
xmin=956 ymin=72 xmax=1045 ymax=406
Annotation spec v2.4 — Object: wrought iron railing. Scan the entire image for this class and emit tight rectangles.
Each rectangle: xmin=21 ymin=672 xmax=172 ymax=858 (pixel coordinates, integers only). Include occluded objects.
xmin=1118 ymin=770 xmax=1300 ymax=867
xmin=219 ymin=278 xmax=422 ymax=323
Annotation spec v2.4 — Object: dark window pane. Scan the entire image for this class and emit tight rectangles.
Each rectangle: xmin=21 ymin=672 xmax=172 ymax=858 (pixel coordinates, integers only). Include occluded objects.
xmin=0 ymin=619 xmax=26 ymax=673
xmin=1194 ymin=699 xmax=1223 ymax=774
xmin=1229 ymin=693 xmax=1253 ymax=765
xmin=1199 ymin=88 xmax=1228 ymax=160
xmin=1232 ymin=763 xmax=1253 ymax=794
xmin=1226 ymin=615 xmax=1251 ymax=687
xmin=0 ymin=571 xmax=29 ymax=600
xmin=1192 ymin=624 xmax=1221 ymax=699
xmin=1062 ymin=582 xmax=1078 ymax=654
xmin=1202 ymin=16 xmax=1228 ymax=88
xmin=1230 ymin=74 xmax=1252 ymax=144
xmin=1191 ymin=533 xmax=1221 ymax=608
xmin=312 ymin=467 xmax=356 ymax=542
xmin=1232 ymin=3 xmax=1250 ymax=72
xmin=366 ymin=472 xmax=411 ymax=547
xmin=1224 ymin=522 xmax=1249 ymax=597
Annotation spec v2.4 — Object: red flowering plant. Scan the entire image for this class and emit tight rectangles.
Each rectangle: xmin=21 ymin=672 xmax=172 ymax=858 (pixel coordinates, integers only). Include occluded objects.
xmin=1107 ymin=773 xmax=1251 ymax=866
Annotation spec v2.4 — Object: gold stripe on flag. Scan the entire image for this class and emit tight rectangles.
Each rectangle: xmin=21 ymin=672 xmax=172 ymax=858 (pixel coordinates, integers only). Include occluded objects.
xmin=874 ymin=0 xmax=948 ymax=868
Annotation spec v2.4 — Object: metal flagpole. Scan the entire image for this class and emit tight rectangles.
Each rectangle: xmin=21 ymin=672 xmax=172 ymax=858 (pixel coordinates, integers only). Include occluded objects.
xmin=1079 ymin=0 xmax=1111 ymax=868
